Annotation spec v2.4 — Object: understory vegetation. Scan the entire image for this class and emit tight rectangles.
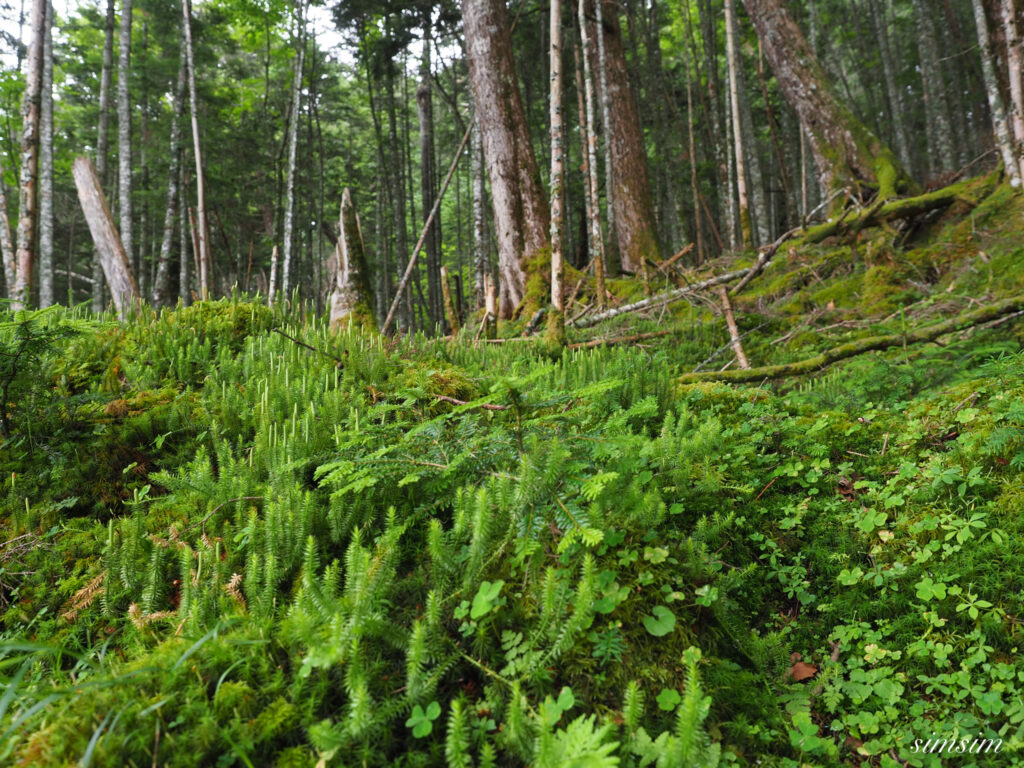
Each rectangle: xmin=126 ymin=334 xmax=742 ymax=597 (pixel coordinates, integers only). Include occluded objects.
xmin=2 ymin=179 xmax=1024 ymax=767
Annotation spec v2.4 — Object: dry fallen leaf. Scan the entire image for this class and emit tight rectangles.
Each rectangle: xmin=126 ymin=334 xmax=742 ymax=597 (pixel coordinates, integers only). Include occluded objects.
xmin=788 ymin=661 xmax=819 ymax=681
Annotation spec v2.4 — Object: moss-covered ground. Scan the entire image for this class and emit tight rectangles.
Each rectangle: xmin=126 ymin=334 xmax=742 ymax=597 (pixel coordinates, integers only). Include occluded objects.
xmin=2 ymin=177 xmax=1024 ymax=766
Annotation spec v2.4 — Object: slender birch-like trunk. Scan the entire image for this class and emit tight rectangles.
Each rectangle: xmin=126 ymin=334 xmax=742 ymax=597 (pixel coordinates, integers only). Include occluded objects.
xmin=725 ymin=0 xmax=752 ymax=248
xmin=14 ymin=0 xmax=47 ymax=310
xmin=38 ymin=0 xmax=53 ymax=307
xmin=417 ymin=35 xmax=442 ymax=330
xmin=869 ymin=0 xmax=911 ymax=170
xmin=182 ymin=0 xmax=210 ymax=298
xmin=549 ymin=0 xmax=566 ymax=340
xmin=282 ymin=1 xmax=305 ymax=303
xmin=594 ymin=0 xmax=614 ymax=266
xmin=579 ymin=0 xmax=606 ymax=307
xmin=93 ymin=0 xmax=115 ymax=311
xmin=912 ymin=0 xmax=956 ymax=176
xmin=117 ymin=0 xmax=133 ymax=278
xmin=153 ymin=42 xmax=187 ymax=307
xmin=0 ymin=155 xmax=14 ymax=296
xmin=472 ymin=121 xmax=487 ymax=311
xmin=178 ymin=163 xmax=190 ymax=304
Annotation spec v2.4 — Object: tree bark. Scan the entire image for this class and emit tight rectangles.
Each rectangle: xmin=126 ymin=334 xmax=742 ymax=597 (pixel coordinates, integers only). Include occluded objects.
xmin=178 ymin=162 xmax=190 ymax=304
xmin=1002 ymin=0 xmax=1024 ymax=180
xmin=549 ymin=0 xmax=566 ymax=343
xmin=281 ymin=2 xmax=306 ymax=304
xmin=579 ymin=0 xmax=607 ymax=308
xmin=329 ymin=188 xmax=375 ymax=330
xmin=911 ymin=0 xmax=956 ymax=177
xmin=14 ymin=0 xmax=47 ymax=310
xmin=461 ymin=0 xmax=550 ymax=318
xmin=741 ymin=0 xmax=910 ymax=200
xmin=972 ymin=0 xmax=1021 ymax=187
xmin=38 ymin=0 xmax=53 ymax=307
xmin=0 ymin=155 xmax=14 ymax=297
xmin=471 ymin=120 xmax=488 ymax=311
xmin=153 ymin=41 xmax=187 ymax=308
xmin=417 ymin=36 xmax=442 ymax=331
xmin=182 ymin=0 xmax=210 ymax=299
xmin=589 ymin=0 xmax=658 ymax=278
xmin=72 ymin=156 xmax=139 ymax=318
xmin=94 ymin=0 xmax=115 ymax=312
xmin=117 ymin=0 xmax=133 ymax=284
xmin=868 ymin=0 xmax=911 ymax=171
xmin=725 ymin=0 xmax=753 ymax=248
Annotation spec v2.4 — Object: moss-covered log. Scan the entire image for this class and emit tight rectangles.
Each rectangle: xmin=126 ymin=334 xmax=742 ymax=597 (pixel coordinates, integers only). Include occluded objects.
xmin=679 ymin=295 xmax=1024 ymax=385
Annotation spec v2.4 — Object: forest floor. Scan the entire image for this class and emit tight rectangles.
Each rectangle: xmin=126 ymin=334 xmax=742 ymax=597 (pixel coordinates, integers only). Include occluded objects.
xmin=2 ymin=172 xmax=1024 ymax=767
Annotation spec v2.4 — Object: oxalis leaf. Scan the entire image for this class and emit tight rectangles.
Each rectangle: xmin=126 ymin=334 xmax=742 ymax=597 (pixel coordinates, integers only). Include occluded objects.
xmin=642 ymin=605 xmax=676 ymax=637
xmin=405 ymin=701 xmax=442 ymax=738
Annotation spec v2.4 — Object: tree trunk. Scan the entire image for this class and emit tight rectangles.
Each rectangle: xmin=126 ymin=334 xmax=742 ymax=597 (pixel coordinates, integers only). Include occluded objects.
xmin=117 ymin=0 xmax=133 ymax=283
xmin=912 ymin=0 xmax=956 ymax=177
xmin=281 ymin=2 xmax=305 ymax=304
xmin=385 ymin=59 xmax=411 ymax=330
xmin=725 ymin=0 xmax=753 ymax=248
xmin=549 ymin=0 xmax=566 ymax=342
xmin=38 ymin=0 xmax=53 ymax=307
xmin=178 ymin=162 xmax=190 ymax=305
xmin=182 ymin=0 xmax=210 ymax=299
xmin=267 ymin=245 xmax=278 ymax=305
xmin=1002 ymin=0 xmax=1024 ymax=180
xmin=471 ymin=120 xmax=488 ymax=311
xmin=589 ymin=0 xmax=658 ymax=279
xmin=579 ymin=0 xmax=607 ymax=307
xmin=594 ymin=0 xmax=615 ymax=270
xmin=94 ymin=0 xmax=115 ymax=312
xmin=153 ymin=41 xmax=187 ymax=308
xmin=461 ymin=0 xmax=550 ymax=318
xmin=868 ymin=0 xmax=911 ymax=170
xmin=417 ymin=36 xmax=443 ymax=331
xmin=0 ymin=155 xmax=14 ymax=296
xmin=14 ymin=0 xmax=47 ymax=310
xmin=72 ymin=156 xmax=139 ymax=318
xmin=741 ymin=0 xmax=910 ymax=200
xmin=329 ymin=188 xmax=375 ymax=330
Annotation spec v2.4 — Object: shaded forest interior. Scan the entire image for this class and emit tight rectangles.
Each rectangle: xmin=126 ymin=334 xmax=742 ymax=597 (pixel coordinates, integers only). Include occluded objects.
xmin=2 ymin=0 xmax=1020 ymax=328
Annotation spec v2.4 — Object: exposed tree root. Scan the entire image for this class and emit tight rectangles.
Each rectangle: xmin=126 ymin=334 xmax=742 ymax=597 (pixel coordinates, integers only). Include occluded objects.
xmin=678 ymin=295 xmax=1024 ymax=385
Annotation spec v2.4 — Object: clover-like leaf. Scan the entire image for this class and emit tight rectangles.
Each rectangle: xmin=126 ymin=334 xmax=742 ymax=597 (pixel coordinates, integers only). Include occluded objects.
xmin=642 ymin=605 xmax=676 ymax=637
xmin=406 ymin=701 xmax=442 ymax=738
xmin=656 ymin=688 xmax=681 ymax=711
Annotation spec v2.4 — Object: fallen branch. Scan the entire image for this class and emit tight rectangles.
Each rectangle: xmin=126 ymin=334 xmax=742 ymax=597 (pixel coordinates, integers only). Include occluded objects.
xmin=679 ymin=295 xmax=1024 ymax=385
xmin=434 ymin=394 xmax=510 ymax=411
xmin=570 ymin=268 xmax=752 ymax=328
xmin=568 ymin=330 xmax=671 ymax=349
xmin=716 ymin=286 xmax=750 ymax=368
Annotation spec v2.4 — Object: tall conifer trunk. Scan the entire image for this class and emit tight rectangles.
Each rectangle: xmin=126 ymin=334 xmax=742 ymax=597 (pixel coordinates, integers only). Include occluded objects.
xmin=461 ymin=0 xmax=550 ymax=318
xmin=588 ymin=0 xmax=658 ymax=280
